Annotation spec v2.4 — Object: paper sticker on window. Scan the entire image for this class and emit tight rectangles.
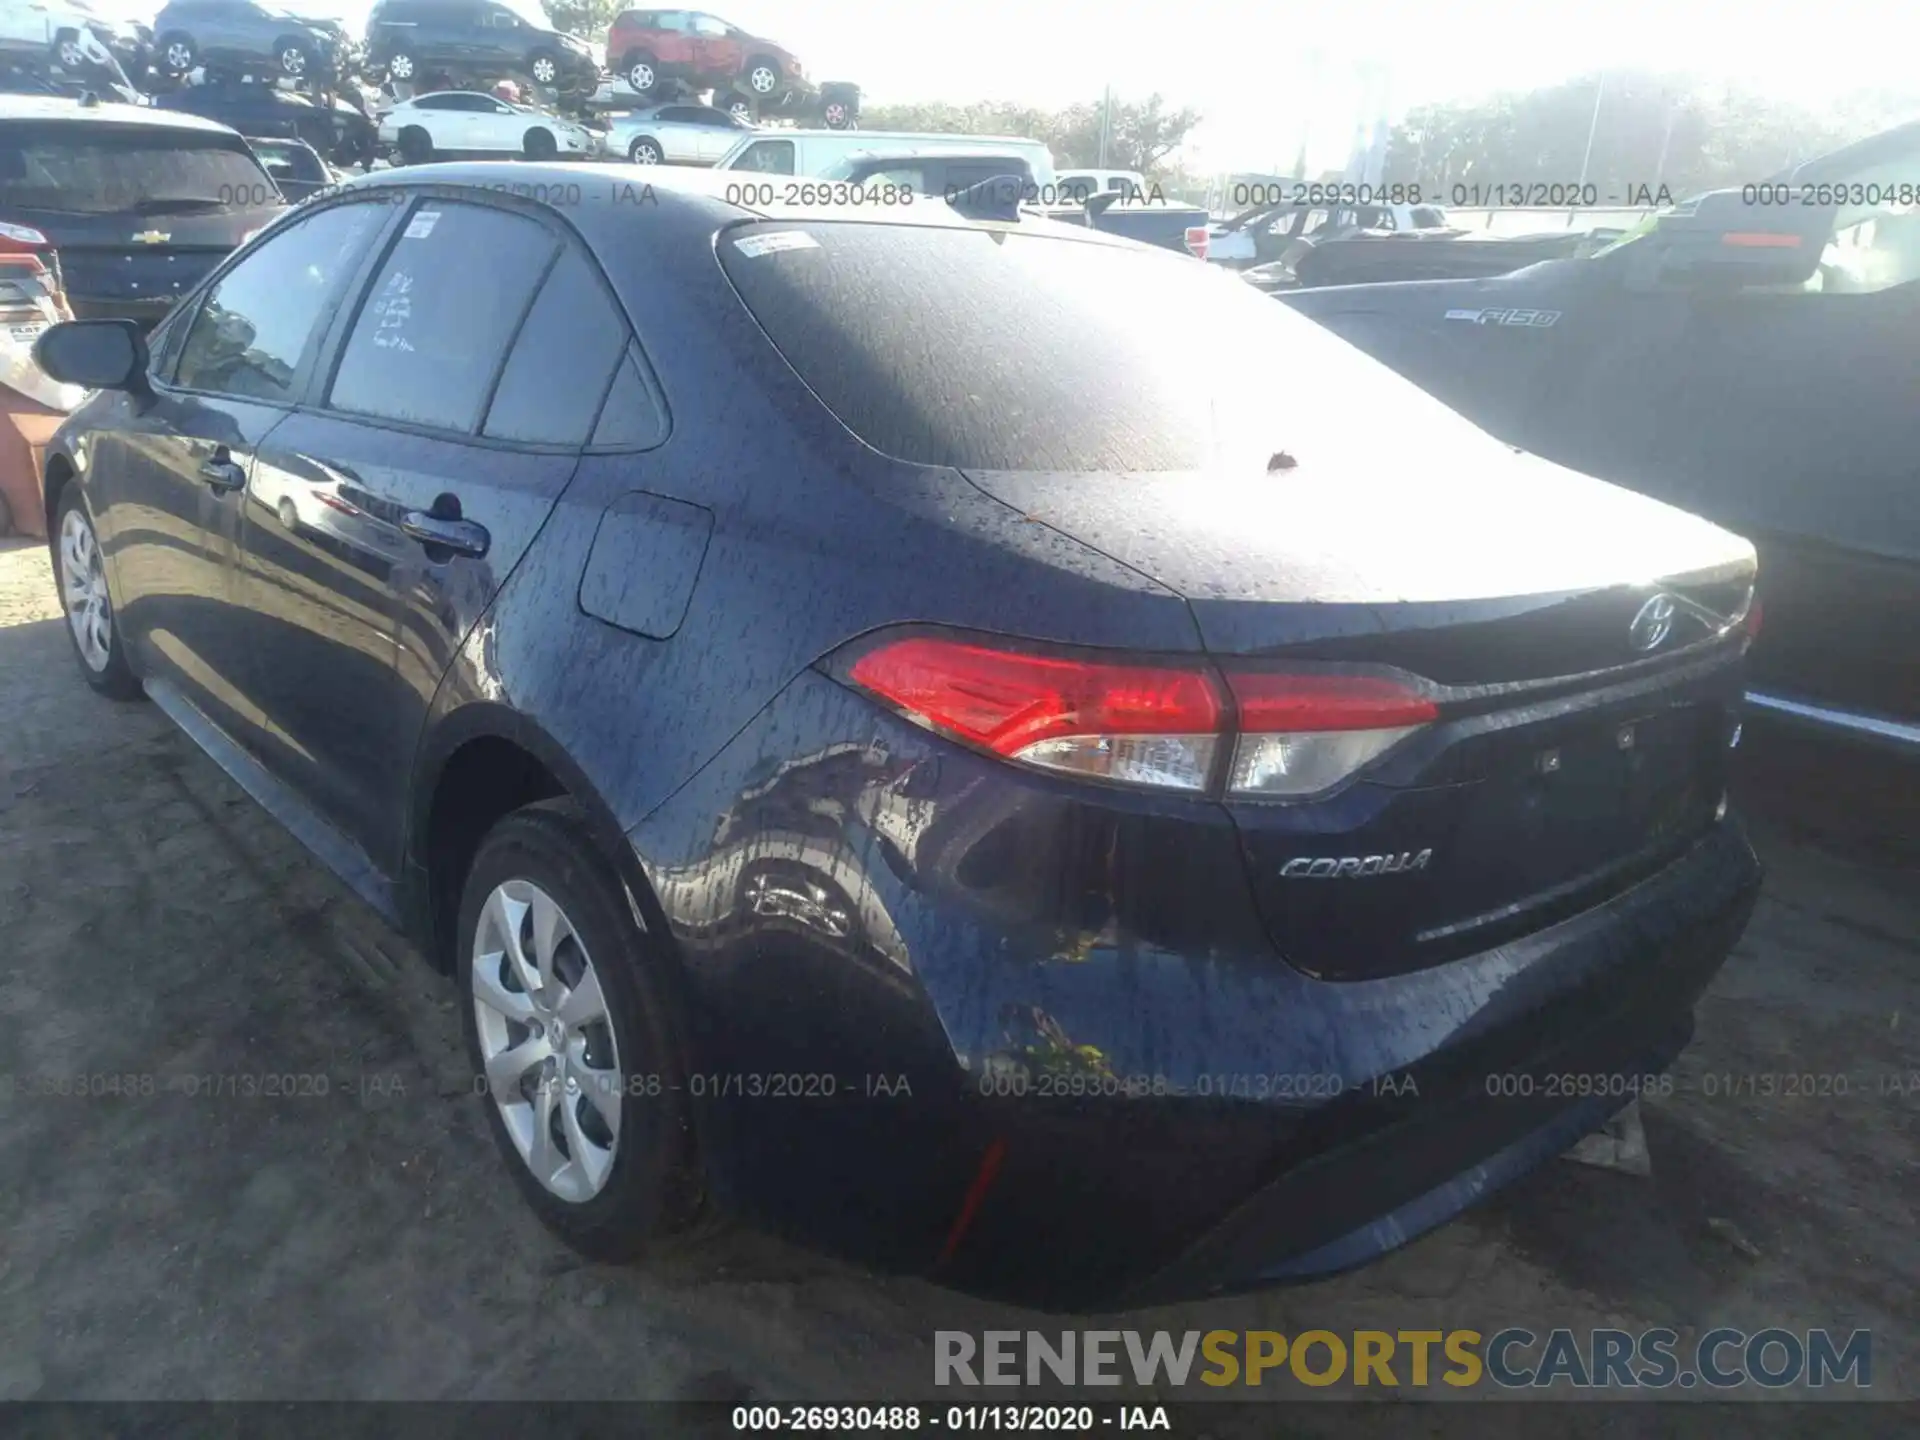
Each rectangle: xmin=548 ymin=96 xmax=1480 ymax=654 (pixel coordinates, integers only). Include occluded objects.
xmin=404 ymin=211 xmax=440 ymax=240
xmin=370 ymin=269 xmax=415 ymax=352
xmin=733 ymin=231 xmax=819 ymax=258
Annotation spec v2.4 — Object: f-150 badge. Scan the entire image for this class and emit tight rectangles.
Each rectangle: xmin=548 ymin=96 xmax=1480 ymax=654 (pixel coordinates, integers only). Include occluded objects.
xmin=1443 ymin=307 xmax=1561 ymax=326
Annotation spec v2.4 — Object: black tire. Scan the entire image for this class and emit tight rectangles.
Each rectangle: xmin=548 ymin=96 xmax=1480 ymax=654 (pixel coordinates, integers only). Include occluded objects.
xmin=721 ymin=92 xmax=755 ymax=123
xmin=0 ymin=488 xmax=12 ymax=537
xmin=623 ymin=51 xmax=657 ymax=93
xmin=822 ymin=100 xmax=851 ymax=130
xmin=157 ymin=30 xmax=196 ymax=75
xmin=51 ymin=486 xmax=142 ymax=702
xmin=743 ymin=54 xmax=781 ymax=97
xmin=51 ymin=28 xmax=87 ymax=71
xmin=385 ymin=48 xmax=417 ymax=84
xmin=456 ymin=800 xmax=704 ymax=1259
xmin=527 ymin=48 xmax=560 ymax=88
xmin=276 ymin=497 xmax=299 ymax=531
xmin=524 ymin=127 xmax=558 ymax=161
xmin=626 ymin=135 xmax=662 ymax=165
xmin=275 ymin=36 xmax=315 ymax=78
xmin=397 ymin=126 xmax=433 ymax=164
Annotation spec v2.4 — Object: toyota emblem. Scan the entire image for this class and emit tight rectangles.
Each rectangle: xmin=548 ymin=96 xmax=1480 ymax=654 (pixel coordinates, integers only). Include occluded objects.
xmin=1629 ymin=593 xmax=1678 ymax=652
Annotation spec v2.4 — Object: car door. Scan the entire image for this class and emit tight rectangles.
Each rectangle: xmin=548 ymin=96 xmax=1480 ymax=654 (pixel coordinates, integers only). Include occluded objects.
xmin=471 ymin=95 xmax=523 ymax=153
xmin=1525 ymin=196 xmax=1920 ymax=725
xmin=687 ymin=12 xmax=735 ymax=77
xmin=95 ymin=199 xmax=390 ymax=742
xmin=689 ymin=105 xmax=745 ymax=160
xmin=229 ymin=195 xmax=634 ymax=873
xmin=416 ymin=93 xmax=469 ymax=150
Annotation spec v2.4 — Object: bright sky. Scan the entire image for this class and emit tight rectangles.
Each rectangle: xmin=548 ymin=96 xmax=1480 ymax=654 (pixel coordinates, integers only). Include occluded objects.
xmin=106 ymin=0 xmax=1913 ymax=172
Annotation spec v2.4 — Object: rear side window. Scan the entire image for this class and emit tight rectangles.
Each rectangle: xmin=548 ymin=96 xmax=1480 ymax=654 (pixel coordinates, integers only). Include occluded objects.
xmin=731 ymin=138 xmax=792 ymax=174
xmin=328 ymin=202 xmax=557 ymax=433
xmin=173 ymin=202 xmax=385 ymax=400
xmin=0 ymin=124 xmax=272 ymax=215
xmin=482 ymin=247 xmax=628 ymax=445
xmin=719 ymin=221 xmax=1328 ymax=472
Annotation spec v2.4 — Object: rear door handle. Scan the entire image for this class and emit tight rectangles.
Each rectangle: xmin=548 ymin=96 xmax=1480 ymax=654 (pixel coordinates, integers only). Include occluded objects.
xmin=401 ymin=511 xmax=491 ymax=558
xmin=199 ymin=450 xmax=246 ymax=492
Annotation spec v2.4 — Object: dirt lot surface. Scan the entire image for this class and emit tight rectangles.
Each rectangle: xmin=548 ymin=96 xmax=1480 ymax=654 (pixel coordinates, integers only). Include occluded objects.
xmin=1 ymin=534 xmax=1914 ymax=1430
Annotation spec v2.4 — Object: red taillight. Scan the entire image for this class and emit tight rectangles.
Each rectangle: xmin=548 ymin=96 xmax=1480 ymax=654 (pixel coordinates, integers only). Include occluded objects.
xmin=839 ymin=633 xmax=1434 ymax=797
xmin=0 ymin=221 xmax=50 ymax=256
xmin=1228 ymin=672 xmax=1439 ymax=732
xmin=1743 ymin=596 xmax=1764 ymax=640
xmin=1184 ymin=225 xmax=1209 ymax=260
xmin=1720 ymin=232 xmax=1802 ymax=249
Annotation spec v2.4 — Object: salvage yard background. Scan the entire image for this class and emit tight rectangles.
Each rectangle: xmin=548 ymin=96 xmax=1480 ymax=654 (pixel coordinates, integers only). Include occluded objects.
xmin=0 ymin=534 xmax=1914 ymax=1423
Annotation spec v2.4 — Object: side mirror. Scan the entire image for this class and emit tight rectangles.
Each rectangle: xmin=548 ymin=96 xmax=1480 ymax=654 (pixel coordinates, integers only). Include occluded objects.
xmin=33 ymin=319 xmax=151 ymax=394
xmin=1624 ymin=187 xmax=1836 ymax=291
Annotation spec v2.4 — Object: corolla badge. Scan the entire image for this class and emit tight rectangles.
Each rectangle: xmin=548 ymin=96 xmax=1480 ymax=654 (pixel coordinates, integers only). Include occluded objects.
xmin=1629 ymin=593 xmax=1678 ymax=652
xmin=1282 ymin=850 xmax=1432 ymax=879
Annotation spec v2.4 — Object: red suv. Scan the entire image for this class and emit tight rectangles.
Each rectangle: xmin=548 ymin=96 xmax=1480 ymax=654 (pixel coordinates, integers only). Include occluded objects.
xmin=607 ymin=9 xmax=807 ymax=106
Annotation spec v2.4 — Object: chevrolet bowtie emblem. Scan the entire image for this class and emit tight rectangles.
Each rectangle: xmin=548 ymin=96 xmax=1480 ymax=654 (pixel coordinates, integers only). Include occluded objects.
xmin=132 ymin=230 xmax=171 ymax=245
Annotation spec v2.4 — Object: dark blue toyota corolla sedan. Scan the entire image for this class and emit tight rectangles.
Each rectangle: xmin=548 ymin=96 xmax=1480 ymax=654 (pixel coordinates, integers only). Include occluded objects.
xmin=33 ymin=165 xmax=1763 ymax=1308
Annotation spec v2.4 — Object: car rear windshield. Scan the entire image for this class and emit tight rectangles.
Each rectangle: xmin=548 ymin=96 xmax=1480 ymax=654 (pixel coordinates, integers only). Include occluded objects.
xmin=718 ymin=220 xmax=1337 ymax=472
xmin=0 ymin=124 xmax=270 ymax=216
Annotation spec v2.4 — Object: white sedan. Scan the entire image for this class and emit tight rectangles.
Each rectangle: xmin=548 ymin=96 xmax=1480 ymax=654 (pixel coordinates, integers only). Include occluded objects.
xmin=604 ymin=103 xmax=755 ymax=166
xmin=377 ymin=92 xmax=598 ymax=164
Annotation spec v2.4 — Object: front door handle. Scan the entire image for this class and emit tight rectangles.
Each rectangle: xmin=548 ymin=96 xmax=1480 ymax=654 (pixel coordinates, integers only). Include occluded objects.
xmin=401 ymin=510 xmax=491 ymax=558
xmin=199 ymin=449 xmax=245 ymax=492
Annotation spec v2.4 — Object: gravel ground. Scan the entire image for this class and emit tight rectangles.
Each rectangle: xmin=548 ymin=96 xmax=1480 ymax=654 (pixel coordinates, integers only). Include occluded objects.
xmin=0 ymin=534 xmax=1914 ymax=1430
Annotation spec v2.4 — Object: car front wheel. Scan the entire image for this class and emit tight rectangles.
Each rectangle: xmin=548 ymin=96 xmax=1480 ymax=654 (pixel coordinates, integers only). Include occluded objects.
xmin=458 ymin=801 xmax=704 ymax=1258
xmin=624 ymin=53 xmax=656 ymax=92
xmin=745 ymin=57 xmax=780 ymax=94
xmin=53 ymin=489 xmax=141 ymax=700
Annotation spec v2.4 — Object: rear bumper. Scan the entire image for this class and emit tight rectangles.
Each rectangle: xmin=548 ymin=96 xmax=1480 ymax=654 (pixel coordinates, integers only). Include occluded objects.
xmin=625 ymin=670 xmax=1763 ymax=1307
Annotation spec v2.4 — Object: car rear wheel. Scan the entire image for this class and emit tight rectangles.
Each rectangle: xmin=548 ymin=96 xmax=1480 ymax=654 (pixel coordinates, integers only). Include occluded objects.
xmin=276 ymin=37 xmax=313 ymax=77
xmin=745 ymin=56 xmax=780 ymax=95
xmin=386 ymin=49 xmax=415 ymax=82
xmin=276 ymin=497 xmax=299 ymax=532
xmin=722 ymin=93 xmax=754 ymax=122
xmin=158 ymin=31 xmax=195 ymax=74
xmin=822 ymin=100 xmax=851 ymax=129
xmin=458 ymin=801 xmax=704 ymax=1258
xmin=627 ymin=136 xmax=662 ymax=164
xmin=623 ymin=52 xmax=656 ymax=92
xmin=524 ymin=127 xmax=558 ymax=160
xmin=54 ymin=491 xmax=141 ymax=701
xmin=52 ymin=28 xmax=86 ymax=69
xmin=528 ymin=49 xmax=559 ymax=86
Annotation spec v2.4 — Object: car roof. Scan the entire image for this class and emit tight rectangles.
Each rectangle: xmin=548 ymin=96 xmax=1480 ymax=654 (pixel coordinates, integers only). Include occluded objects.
xmin=401 ymin=91 xmax=505 ymax=104
xmin=315 ymin=161 xmax=1138 ymax=243
xmin=0 ymin=95 xmax=239 ymax=134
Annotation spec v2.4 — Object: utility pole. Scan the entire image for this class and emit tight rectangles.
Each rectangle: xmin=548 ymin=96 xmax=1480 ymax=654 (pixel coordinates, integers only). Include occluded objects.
xmin=1574 ymin=71 xmax=1606 ymax=225
xmin=1097 ymin=84 xmax=1111 ymax=168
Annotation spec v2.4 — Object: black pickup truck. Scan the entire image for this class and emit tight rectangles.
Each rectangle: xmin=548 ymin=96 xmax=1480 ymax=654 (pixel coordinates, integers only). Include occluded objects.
xmin=1282 ymin=120 xmax=1920 ymax=757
